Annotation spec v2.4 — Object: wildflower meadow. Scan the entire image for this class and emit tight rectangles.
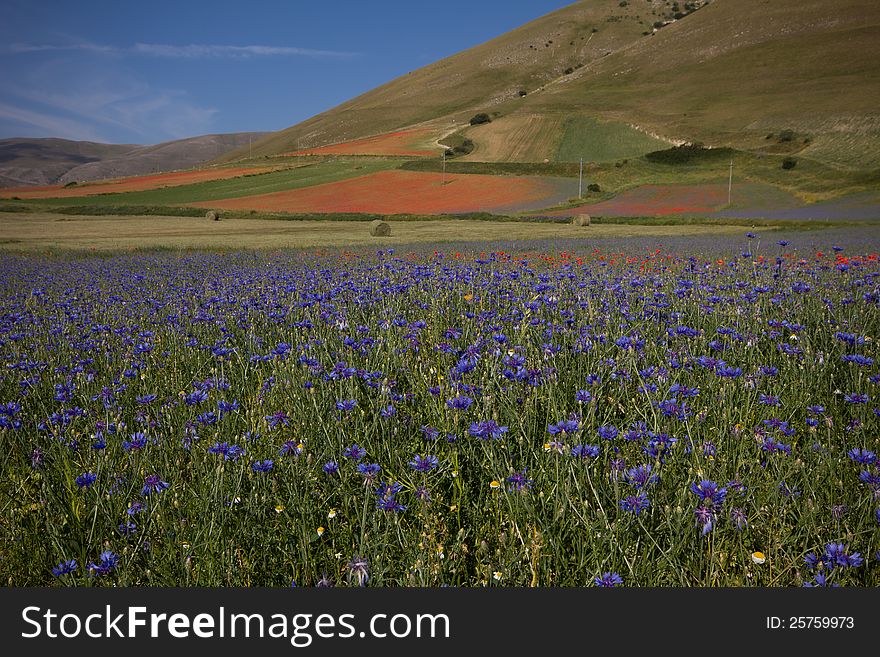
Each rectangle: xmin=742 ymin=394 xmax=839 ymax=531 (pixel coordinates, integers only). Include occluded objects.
xmin=1 ymin=231 xmax=879 ymax=587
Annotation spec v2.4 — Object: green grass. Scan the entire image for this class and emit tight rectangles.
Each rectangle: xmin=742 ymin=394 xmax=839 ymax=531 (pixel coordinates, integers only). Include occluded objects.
xmin=555 ymin=117 xmax=666 ymax=163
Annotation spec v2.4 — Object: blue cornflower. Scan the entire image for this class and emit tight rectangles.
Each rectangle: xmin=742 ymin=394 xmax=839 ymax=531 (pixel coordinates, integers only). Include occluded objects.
xmin=375 ymin=482 xmax=406 ymax=512
xmin=136 ymin=394 xmax=157 ymax=405
xmin=357 ymin=462 xmax=381 ymax=477
xmin=690 ymin=480 xmax=727 ymax=507
xmin=185 ymin=390 xmax=209 ymax=405
xmin=761 ymin=436 xmax=791 ymax=455
xmin=196 ymin=411 xmax=217 ymax=426
xmin=847 ymin=448 xmax=876 ymax=465
xmin=335 ymin=399 xmax=358 ymax=412
xmin=575 ymin=389 xmax=592 ymax=403
xmin=127 ymin=502 xmax=144 ymax=516
xmin=343 ymin=444 xmax=367 ymax=461
xmin=446 ymin=395 xmax=473 ymax=410
xmin=278 ymin=440 xmax=302 ymax=458
xmin=323 ymin=461 xmax=339 ymax=475
xmin=76 ymin=472 xmax=97 ymax=489
xmin=842 ymin=354 xmax=874 ymax=367
xmin=208 ymin=441 xmax=244 ymax=462
xmin=52 ymin=560 xmax=77 ymax=576
xmin=347 ymin=556 xmax=369 ymax=586
xmin=624 ymin=464 xmax=659 ymax=489
xmin=141 ymin=474 xmax=169 ymax=496
xmin=265 ymin=411 xmax=290 ymax=429
xmin=122 ymin=432 xmax=147 ymax=452
xmin=716 ymin=365 xmax=743 ymax=378
xmin=824 ymin=543 xmax=863 ymax=568
xmin=597 ymin=425 xmax=618 ymax=441
xmin=468 ymin=420 xmax=508 ymax=440
xmin=844 ymin=392 xmax=869 ymax=404
xmin=548 ymin=419 xmax=580 ymax=435
xmin=118 ymin=520 xmax=137 ymax=537
xmin=251 ymin=460 xmax=274 ymax=473
xmin=571 ymin=444 xmax=600 ymax=460
xmin=409 ymin=454 xmax=439 ymax=472
xmin=506 ymin=469 xmax=533 ymax=492
xmin=619 ymin=493 xmax=650 ymax=516
xmin=694 ymin=505 xmax=717 ymax=535
xmin=87 ymin=550 xmax=119 ymax=577
xmin=730 ymin=507 xmax=748 ymax=531
xmin=594 ymin=572 xmax=623 ymax=587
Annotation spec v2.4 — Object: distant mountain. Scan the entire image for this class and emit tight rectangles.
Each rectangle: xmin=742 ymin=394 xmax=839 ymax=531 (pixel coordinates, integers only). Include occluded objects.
xmin=0 ymin=132 xmax=267 ymax=187
xmin=0 ymin=138 xmax=135 ymax=187
xmin=222 ymin=0 xmax=880 ymax=170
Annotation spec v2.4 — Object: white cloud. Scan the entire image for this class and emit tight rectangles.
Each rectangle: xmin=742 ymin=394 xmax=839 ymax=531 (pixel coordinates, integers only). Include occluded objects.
xmin=0 ymin=100 xmax=105 ymax=141
xmin=132 ymin=43 xmax=356 ymax=59
xmin=3 ymin=72 xmax=219 ymax=144
xmin=6 ymin=42 xmax=115 ymax=55
xmin=3 ymin=42 xmax=356 ymax=59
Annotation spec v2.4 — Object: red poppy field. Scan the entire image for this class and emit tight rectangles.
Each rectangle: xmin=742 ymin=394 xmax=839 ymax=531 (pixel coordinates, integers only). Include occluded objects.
xmin=193 ymin=169 xmax=569 ymax=215
xmin=285 ymin=129 xmax=439 ymax=158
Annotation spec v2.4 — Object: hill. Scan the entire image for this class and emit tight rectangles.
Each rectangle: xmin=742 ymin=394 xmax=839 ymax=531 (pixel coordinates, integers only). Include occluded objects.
xmin=0 ymin=138 xmax=134 ymax=187
xmin=224 ymin=0 xmax=880 ymax=171
xmin=0 ymin=133 xmax=267 ymax=188
xmin=220 ymin=0 xmax=662 ymax=161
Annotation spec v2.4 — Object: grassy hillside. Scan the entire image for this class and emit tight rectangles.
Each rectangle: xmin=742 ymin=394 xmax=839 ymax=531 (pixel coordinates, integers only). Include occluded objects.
xmin=228 ymin=0 xmax=880 ymax=173
xmin=219 ymin=0 xmax=661 ymax=161
xmin=514 ymin=0 xmax=880 ymax=168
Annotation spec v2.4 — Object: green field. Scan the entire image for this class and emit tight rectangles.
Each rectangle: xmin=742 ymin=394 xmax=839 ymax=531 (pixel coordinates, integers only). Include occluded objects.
xmin=555 ymin=117 xmax=666 ymax=163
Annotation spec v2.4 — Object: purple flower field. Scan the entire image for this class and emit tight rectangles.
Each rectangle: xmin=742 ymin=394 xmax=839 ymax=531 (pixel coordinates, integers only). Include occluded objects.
xmin=1 ymin=229 xmax=879 ymax=586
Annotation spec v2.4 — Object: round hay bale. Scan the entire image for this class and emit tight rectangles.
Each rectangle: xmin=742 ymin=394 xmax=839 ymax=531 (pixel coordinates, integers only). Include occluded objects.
xmin=206 ymin=210 xmax=221 ymax=221
xmin=369 ymin=219 xmax=391 ymax=237
xmin=572 ymin=213 xmax=591 ymax=227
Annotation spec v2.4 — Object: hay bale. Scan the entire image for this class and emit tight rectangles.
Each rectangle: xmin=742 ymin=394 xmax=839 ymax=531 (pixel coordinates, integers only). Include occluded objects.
xmin=572 ymin=214 xmax=591 ymax=227
xmin=369 ymin=219 xmax=391 ymax=237
xmin=206 ymin=210 xmax=221 ymax=221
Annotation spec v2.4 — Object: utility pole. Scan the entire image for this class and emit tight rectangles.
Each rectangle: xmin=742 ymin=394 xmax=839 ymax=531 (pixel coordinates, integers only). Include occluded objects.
xmin=728 ymin=159 xmax=733 ymax=206
xmin=578 ymin=158 xmax=583 ymax=198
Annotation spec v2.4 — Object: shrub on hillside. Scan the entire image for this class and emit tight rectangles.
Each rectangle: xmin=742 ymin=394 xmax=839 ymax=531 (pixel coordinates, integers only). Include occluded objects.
xmin=452 ymin=139 xmax=475 ymax=156
xmin=781 ymin=157 xmax=797 ymax=170
xmin=469 ymin=113 xmax=492 ymax=126
xmin=644 ymin=143 xmax=732 ymax=165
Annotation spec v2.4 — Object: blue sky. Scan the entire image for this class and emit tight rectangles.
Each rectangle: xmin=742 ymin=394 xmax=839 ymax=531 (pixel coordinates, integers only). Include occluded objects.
xmin=0 ymin=0 xmax=573 ymax=145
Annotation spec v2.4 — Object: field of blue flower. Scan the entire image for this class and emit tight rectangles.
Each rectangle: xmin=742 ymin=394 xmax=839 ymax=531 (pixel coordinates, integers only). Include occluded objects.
xmin=1 ymin=230 xmax=879 ymax=587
